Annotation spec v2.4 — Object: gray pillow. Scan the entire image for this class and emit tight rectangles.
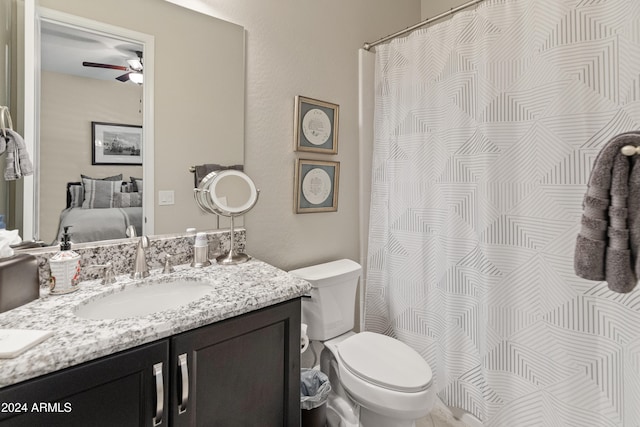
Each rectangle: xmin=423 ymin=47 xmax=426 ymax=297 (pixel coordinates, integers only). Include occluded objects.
xmin=121 ymin=182 xmax=135 ymax=193
xmin=130 ymin=176 xmax=142 ymax=192
xmin=68 ymin=184 xmax=84 ymax=208
xmin=82 ymin=178 xmax=121 ymax=208
xmin=113 ymin=192 xmax=143 ymax=208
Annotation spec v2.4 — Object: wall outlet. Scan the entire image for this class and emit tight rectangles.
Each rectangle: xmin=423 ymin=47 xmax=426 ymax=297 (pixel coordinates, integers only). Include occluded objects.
xmin=158 ymin=190 xmax=175 ymax=206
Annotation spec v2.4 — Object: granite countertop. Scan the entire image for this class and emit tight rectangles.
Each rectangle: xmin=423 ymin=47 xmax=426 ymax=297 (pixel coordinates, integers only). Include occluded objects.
xmin=0 ymin=258 xmax=311 ymax=388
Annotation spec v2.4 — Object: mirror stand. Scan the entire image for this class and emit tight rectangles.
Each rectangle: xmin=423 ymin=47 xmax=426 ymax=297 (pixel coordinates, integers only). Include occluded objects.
xmin=194 ymin=170 xmax=259 ymax=265
xmin=217 ymin=215 xmax=250 ymax=265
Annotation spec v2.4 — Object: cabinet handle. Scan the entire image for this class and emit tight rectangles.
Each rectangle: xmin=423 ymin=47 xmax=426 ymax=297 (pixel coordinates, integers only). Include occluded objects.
xmin=152 ymin=362 xmax=164 ymax=426
xmin=178 ymin=353 xmax=189 ymax=414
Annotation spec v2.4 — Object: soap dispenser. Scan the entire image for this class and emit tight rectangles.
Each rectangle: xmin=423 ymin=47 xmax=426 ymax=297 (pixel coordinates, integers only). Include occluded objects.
xmin=49 ymin=226 xmax=81 ymax=294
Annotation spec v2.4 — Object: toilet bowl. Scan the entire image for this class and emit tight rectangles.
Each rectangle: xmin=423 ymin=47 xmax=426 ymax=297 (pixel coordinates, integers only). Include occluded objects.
xmin=289 ymin=259 xmax=436 ymax=427
xmin=324 ymin=331 xmax=435 ymax=427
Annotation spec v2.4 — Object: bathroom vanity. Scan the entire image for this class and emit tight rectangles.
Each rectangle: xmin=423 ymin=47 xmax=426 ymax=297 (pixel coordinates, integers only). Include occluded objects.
xmin=0 ymin=259 xmax=310 ymax=426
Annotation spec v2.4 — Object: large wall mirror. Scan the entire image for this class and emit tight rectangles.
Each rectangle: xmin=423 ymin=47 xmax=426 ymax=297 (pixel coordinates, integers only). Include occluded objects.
xmin=37 ymin=9 xmax=154 ymax=245
xmin=3 ymin=0 xmax=245 ymax=246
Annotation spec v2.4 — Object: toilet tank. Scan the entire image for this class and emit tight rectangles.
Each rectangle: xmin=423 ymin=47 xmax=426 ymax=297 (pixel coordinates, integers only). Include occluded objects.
xmin=289 ymin=259 xmax=362 ymax=341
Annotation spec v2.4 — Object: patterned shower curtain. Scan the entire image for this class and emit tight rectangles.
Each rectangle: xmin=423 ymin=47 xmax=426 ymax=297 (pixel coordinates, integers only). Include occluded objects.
xmin=365 ymin=0 xmax=640 ymax=425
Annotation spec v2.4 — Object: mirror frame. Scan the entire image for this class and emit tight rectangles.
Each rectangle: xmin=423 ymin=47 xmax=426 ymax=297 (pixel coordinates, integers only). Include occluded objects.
xmin=207 ymin=170 xmax=259 ymax=216
xmin=22 ymin=2 xmax=155 ymax=241
xmin=195 ymin=170 xmax=259 ymax=217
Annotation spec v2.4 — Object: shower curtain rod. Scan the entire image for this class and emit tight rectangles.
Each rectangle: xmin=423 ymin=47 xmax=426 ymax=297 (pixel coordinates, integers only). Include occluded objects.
xmin=363 ymin=0 xmax=485 ymax=51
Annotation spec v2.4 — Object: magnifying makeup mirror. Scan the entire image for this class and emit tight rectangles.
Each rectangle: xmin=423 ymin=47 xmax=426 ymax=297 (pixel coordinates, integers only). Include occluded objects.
xmin=194 ymin=170 xmax=259 ymax=264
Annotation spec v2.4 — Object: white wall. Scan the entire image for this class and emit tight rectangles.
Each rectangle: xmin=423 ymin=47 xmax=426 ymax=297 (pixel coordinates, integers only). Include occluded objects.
xmin=181 ymin=0 xmax=421 ymax=271
xmin=421 ymin=0 xmax=471 ymax=19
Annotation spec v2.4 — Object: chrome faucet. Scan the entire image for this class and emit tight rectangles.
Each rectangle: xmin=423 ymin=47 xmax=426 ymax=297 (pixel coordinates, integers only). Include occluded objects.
xmin=87 ymin=262 xmax=116 ymax=285
xmin=131 ymin=235 xmax=150 ymax=279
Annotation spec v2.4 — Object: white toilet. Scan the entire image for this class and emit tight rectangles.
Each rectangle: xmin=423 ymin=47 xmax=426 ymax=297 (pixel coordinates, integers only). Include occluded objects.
xmin=289 ymin=259 xmax=435 ymax=427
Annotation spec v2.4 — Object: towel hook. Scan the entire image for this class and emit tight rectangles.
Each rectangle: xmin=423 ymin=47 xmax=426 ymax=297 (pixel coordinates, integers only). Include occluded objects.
xmin=0 ymin=106 xmax=13 ymax=138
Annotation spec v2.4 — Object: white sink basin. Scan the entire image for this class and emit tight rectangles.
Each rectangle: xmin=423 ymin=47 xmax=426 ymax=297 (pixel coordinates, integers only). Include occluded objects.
xmin=75 ymin=279 xmax=214 ymax=320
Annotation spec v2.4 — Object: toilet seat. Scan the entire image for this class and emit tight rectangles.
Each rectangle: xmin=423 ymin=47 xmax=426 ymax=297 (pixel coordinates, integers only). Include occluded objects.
xmin=337 ymin=332 xmax=432 ymax=393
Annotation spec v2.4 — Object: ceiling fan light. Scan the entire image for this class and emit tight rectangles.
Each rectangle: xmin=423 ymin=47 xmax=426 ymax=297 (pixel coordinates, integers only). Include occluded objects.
xmin=127 ymin=58 xmax=143 ymax=71
xmin=129 ymin=72 xmax=144 ymax=84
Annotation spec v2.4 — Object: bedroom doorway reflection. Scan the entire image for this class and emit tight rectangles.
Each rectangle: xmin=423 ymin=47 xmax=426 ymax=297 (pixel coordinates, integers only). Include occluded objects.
xmin=35 ymin=9 xmax=154 ymax=244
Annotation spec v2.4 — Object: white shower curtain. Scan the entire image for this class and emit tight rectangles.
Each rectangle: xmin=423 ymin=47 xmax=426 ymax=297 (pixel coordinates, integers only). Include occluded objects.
xmin=365 ymin=0 xmax=640 ymax=425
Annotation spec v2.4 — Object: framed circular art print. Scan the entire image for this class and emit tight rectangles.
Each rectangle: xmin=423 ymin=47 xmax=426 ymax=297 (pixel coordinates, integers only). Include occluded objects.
xmin=293 ymin=159 xmax=340 ymax=213
xmin=294 ymin=96 xmax=339 ymax=154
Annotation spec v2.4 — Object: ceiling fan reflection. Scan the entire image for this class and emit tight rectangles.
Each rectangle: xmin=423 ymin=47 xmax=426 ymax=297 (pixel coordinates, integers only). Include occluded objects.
xmin=82 ymin=50 xmax=143 ymax=84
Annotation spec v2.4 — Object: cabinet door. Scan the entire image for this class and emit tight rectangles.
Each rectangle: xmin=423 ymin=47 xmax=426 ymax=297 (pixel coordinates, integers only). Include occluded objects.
xmin=0 ymin=340 xmax=169 ymax=427
xmin=171 ymin=299 xmax=301 ymax=427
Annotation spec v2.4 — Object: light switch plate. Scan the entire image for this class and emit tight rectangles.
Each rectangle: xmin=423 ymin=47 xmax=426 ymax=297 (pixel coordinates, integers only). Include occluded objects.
xmin=158 ymin=190 xmax=175 ymax=205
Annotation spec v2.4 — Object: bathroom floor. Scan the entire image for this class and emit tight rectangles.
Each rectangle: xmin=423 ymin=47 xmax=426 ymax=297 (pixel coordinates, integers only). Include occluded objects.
xmin=416 ymin=399 xmax=471 ymax=427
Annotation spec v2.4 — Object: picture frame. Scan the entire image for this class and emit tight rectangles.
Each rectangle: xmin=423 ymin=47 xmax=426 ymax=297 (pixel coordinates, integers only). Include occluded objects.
xmin=91 ymin=122 xmax=143 ymax=165
xmin=294 ymin=159 xmax=340 ymax=213
xmin=294 ymin=96 xmax=339 ymax=154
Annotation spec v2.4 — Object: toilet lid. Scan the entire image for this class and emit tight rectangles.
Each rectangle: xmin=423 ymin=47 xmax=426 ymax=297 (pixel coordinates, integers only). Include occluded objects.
xmin=337 ymin=332 xmax=432 ymax=393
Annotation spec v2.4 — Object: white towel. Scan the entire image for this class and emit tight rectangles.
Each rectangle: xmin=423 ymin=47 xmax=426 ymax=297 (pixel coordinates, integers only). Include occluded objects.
xmin=0 ymin=228 xmax=21 ymax=258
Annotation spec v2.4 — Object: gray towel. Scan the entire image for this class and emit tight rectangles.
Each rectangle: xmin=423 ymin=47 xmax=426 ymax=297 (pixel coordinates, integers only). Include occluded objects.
xmin=193 ymin=163 xmax=243 ymax=187
xmin=575 ymin=131 xmax=640 ymax=293
xmin=2 ymin=129 xmax=33 ymax=181
xmin=629 ymin=155 xmax=640 ymax=277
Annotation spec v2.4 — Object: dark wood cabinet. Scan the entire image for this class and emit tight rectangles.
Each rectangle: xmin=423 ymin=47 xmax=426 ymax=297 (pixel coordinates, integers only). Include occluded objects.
xmin=0 ymin=299 xmax=301 ymax=427
xmin=0 ymin=340 xmax=169 ymax=427
xmin=171 ymin=299 xmax=301 ymax=427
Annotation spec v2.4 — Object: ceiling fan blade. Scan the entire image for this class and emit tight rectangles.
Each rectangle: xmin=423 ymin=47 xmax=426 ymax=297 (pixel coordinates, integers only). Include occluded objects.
xmin=116 ymin=72 xmax=131 ymax=82
xmin=82 ymin=61 xmax=128 ymax=71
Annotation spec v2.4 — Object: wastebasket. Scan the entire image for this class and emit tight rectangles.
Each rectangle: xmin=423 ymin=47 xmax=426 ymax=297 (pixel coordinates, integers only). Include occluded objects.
xmin=300 ymin=368 xmax=331 ymax=427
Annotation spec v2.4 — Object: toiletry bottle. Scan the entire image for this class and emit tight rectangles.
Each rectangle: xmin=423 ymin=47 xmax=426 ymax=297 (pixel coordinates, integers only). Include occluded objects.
xmin=192 ymin=232 xmax=211 ymax=267
xmin=49 ymin=226 xmax=81 ymax=294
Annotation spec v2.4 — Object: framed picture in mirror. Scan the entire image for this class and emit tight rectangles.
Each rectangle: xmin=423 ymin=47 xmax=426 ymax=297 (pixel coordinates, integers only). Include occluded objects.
xmin=92 ymin=122 xmax=143 ymax=165
xmin=294 ymin=96 xmax=339 ymax=154
xmin=294 ymin=159 xmax=339 ymax=213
